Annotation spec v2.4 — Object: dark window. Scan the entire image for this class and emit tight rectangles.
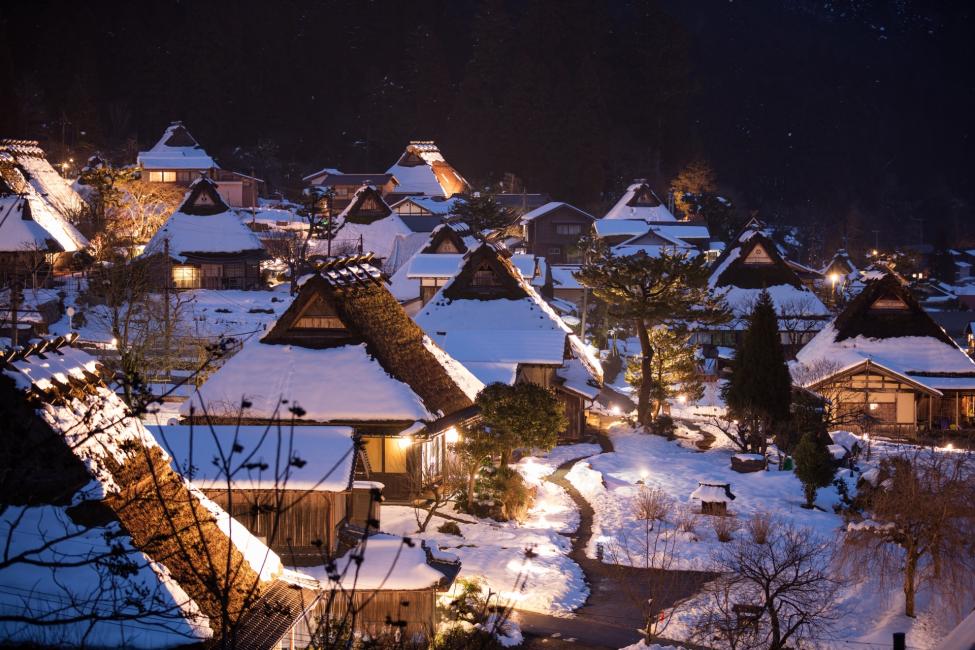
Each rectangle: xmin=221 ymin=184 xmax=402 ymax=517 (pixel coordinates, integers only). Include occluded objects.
xmin=473 ymin=263 xmax=500 ymax=287
xmin=555 ymin=223 xmax=583 ymax=236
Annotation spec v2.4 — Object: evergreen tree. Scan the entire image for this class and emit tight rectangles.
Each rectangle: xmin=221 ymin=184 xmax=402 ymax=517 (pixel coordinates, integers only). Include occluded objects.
xmin=793 ymin=431 xmax=835 ymax=508
xmin=578 ymin=247 xmax=729 ymax=426
xmin=476 ymin=382 xmax=567 ymax=467
xmin=723 ymin=290 xmax=793 ymax=452
xmin=625 ymin=324 xmax=703 ymax=420
xmin=928 ymin=229 xmax=956 ymax=285
xmin=452 ymin=194 xmax=516 ymax=235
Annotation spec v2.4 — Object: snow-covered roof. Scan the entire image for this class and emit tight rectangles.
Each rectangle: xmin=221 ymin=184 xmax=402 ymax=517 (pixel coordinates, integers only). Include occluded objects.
xmin=593 ymin=219 xmax=651 ymax=238
xmin=0 ymin=338 xmax=304 ymax=647
xmin=155 ymin=424 xmax=357 ymax=492
xmin=935 ymin=607 xmax=975 ymax=650
xmin=184 ymin=342 xmax=436 ymax=421
xmin=142 ymin=178 xmax=264 ymax=260
xmin=314 ymin=534 xmax=452 ymax=591
xmin=0 ymin=194 xmax=60 ymax=251
xmin=550 ymin=265 xmax=583 ymax=290
xmin=604 ymin=182 xmax=676 ymax=222
xmin=330 ymin=214 xmax=412 ymax=260
xmin=408 ymin=253 xmax=465 ymax=278
xmin=386 ymin=141 xmax=468 ymax=197
xmin=520 ymin=201 xmax=595 ymax=224
xmin=391 ymin=195 xmax=462 ymax=216
xmin=690 ymin=482 xmax=736 ymax=503
xmin=137 ymin=122 xmax=217 ymax=170
xmin=0 ymin=140 xmax=86 ymax=219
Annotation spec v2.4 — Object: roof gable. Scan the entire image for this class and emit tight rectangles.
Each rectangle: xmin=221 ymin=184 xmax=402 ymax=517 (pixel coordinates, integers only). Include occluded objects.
xmin=710 ymin=231 xmax=803 ymax=290
xmin=520 ymin=201 xmax=595 ymax=224
xmin=833 ymin=273 xmax=955 ymax=345
xmin=163 ymin=123 xmax=199 ymax=147
xmin=177 ymin=175 xmax=232 ymax=215
xmin=338 ymin=185 xmax=392 ymax=225
xmin=442 ymin=244 xmax=528 ymax=301
xmin=627 ymin=183 xmax=662 ymax=207
xmin=422 ymin=221 xmax=475 ymax=254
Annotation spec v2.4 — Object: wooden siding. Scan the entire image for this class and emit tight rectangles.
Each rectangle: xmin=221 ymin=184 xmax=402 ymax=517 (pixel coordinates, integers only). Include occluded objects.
xmin=323 ymin=588 xmax=438 ymax=641
xmin=524 ymin=205 xmax=593 ymax=263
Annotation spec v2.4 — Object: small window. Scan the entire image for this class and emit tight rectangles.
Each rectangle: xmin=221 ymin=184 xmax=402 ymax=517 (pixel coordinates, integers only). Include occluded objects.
xmin=294 ymin=316 xmax=345 ymax=329
xmin=176 ymin=170 xmax=192 ymax=182
xmin=362 ymin=437 xmax=383 ymax=472
xmin=172 ymin=265 xmax=200 ymax=289
xmin=555 ymin=223 xmax=582 ymax=236
xmin=743 ymin=243 xmax=774 ymax=265
xmin=383 ymin=437 xmax=408 ymax=473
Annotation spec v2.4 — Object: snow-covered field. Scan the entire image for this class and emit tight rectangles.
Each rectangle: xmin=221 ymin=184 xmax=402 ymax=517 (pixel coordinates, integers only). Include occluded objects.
xmin=566 ymin=422 xmax=972 ymax=649
xmin=381 ymin=444 xmax=600 ymax=617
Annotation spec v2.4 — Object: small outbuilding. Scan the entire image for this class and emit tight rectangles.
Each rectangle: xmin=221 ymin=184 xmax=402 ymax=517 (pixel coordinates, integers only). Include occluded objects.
xmin=690 ymin=481 xmax=736 ymax=515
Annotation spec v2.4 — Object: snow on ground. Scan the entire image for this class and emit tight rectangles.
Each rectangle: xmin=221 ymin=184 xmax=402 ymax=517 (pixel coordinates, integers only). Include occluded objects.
xmin=568 ymin=421 xmax=972 ymax=648
xmin=378 ymin=443 xmax=601 ymax=617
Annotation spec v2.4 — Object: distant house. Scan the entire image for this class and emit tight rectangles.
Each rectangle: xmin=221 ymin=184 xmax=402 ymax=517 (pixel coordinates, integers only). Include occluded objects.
xmin=0 ymin=335 xmax=320 ymax=649
xmin=822 ymin=248 xmax=859 ymax=283
xmin=699 ymin=220 xmax=830 ymax=359
xmin=138 ymin=121 xmax=263 ymax=208
xmin=494 ymin=192 xmax=552 ymax=217
xmin=302 ymin=171 xmax=399 ymax=212
xmin=604 ymin=180 xmax=676 ymax=222
xmin=324 ymin=185 xmax=412 ymax=261
xmin=386 ymin=141 xmax=469 ymax=198
xmin=142 ymin=176 xmax=266 ymax=290
xmin=520 ymin=202 xmax=595 ymax=264
xmin=415 ymin=243 xmax=603 ymax=440
xmin=795 ymin=273 xmax=975 ymax=434
xmin=182 ymin=255 xmax=483 ymax=501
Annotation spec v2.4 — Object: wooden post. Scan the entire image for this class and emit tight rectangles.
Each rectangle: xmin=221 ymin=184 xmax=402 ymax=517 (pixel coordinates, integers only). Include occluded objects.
xmin=893 ymin=632 xmax=906 ymax=650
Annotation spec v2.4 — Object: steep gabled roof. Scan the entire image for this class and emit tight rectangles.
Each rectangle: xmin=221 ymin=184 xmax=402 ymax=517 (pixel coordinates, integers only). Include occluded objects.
xmin=832 ymin=273 xmax=954 ymax=344
xmin=142 ymin=177 xmax=264 ymax=260
xmin=604 ymin=181 xmax=676 ymax=222
xmin=386 ymin=141 xmax=469 ymax=197
xmin=0 ymin=193 xmax=63 ymax=253
xmin=137 ymin=121 xmax=217 ymax=170
xmin=421 ymin=221 xmax=478 ymax=254
xmin=0 ymin=336 xmax=309 ymax=648
xmin=709 ymin=229 xmax=803 ymax=290
xmin=822 ymin=249 xmax=858 ymax=278
xmin=0 ymin=161 xmax=88 ymax=252
xmin=336 ymin=185 xmax=392 ymax=225
xmin=520 ymin=201 xmax=596 ymax=224
xmin=186 ymin=256 xmax=481 ymax=424
xmin=441 ymin=243 xmax=529 ymax=301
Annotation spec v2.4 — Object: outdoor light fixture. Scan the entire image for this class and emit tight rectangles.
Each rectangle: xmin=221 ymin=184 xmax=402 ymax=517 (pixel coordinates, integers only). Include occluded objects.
xmin=829 ymin=272 xmax=840 ymax=286
xmin=610 ymin=405 xmax=621 ymax=416
xmin=676 ymin=394 xmax=687 ymax=404
xmin=445 ymin=427 xmax=460 ymax=444
xmin=869 ymin=403 xmax=879 ymax=411
xmin=397 ymin=436 xmax=413 ymax=449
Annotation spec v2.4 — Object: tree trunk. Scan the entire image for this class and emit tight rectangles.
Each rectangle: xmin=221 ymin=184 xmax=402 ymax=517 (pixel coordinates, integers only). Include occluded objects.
xmin=904 ymin=549 xmax=918 ymax=617
xmin=466 ymin=471 xmax=476 ymax=511
xmin=499 ymin=448 xmax=511 ymax=469
xmin=636 ymin=319 xmax=654 ymax=427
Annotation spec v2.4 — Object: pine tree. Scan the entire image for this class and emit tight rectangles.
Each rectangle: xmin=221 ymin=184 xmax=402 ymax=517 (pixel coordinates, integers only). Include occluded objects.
xmin=792 ymin=432 xmax=835 ymax=508
xmin=723 ymin=289 xmax=793 ymax=452
xmin=625 ymin=324 xmax=703 ymax=420
xmin=578 ymin=247 xmax=729 ymax=426
xmin=452 ymin=194 xmax=516 ymax=235
xmin=476 ymin=382 xmax=567 ymax=467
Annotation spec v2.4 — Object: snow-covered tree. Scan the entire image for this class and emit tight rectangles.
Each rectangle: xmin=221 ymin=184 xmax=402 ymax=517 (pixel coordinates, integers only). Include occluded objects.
xmin=578 ymin=247 xmax=729 ymax=426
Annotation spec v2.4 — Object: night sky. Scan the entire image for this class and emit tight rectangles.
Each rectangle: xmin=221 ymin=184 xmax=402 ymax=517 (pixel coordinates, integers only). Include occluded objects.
xmin=1 ymin=0 xmax=972 ymax=253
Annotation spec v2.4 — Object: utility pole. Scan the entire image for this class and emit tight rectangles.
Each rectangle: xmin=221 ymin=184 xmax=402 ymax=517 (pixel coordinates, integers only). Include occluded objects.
xmin=579 ymin=248 xmax=590 ymax=343
xmin=9 ymin=279 xmax=21 ymax=347
xmin=163 ymin=238 xmax=172 ymax=380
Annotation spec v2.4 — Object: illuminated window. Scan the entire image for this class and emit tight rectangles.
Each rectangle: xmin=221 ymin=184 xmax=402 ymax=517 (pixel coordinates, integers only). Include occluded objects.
xmin=743 ymin=243 xmax=774 ymax=265
xmin=172 ymin=265 xmax=200 ymax=289
xmin=148 ymin=170 xmax=177 ymax=183
xmin=383 ymin=437 xmax=408 ymax=473
xmin=362 ymin=437 xmax=383 ymax=472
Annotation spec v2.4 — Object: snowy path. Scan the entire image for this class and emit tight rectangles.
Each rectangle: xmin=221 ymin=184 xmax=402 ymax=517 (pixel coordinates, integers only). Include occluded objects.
xmin=517 ymin=433 xmax=714 ymax=650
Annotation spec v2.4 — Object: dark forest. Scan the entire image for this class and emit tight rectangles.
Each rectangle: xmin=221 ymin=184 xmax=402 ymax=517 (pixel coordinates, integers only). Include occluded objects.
xmin=1 ymin=0 xmax=972 ymax=254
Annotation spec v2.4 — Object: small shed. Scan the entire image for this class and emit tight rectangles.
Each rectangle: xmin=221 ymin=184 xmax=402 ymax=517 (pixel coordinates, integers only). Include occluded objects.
xmin=731 ymin=453 xmax=766 ymax=473
xmin=690 ymin=481 xmax=736 ymax=515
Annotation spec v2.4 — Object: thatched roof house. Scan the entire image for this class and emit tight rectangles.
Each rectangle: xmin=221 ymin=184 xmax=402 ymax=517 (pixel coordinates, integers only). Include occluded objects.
xmin=0 ymin=139 xmax=87 ymax=221
xmin=142 ymin=176 xmax=266 ymax=289
xmin=414 ymin=243 xmax=602 ymax=439
xmin=701 ymin=220 xmax=829 ymax=357
xmin=603 ymin=180 xmax=676 ymax=222
xmin=322 ymin=184 xmax=412 ymax=261
xmin=0 ymin=335 xmax=319 ymax=649
xmin=182 ymin=254 xmax=483 ymax=500
xmin=794 ymin=273 xmax=975 ymax=434
xmin=386 ymin=141 xmax=469 ymax=198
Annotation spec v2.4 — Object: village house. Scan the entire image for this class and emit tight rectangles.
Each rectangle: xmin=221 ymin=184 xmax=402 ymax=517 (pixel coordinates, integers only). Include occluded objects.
xmin=794 ymin=272 xmax=975 ymax=435
xmin=302 ymin=170 xmax=399 ymax=212
xmin=414 ymin=243 xmax=603 ymax=440
xmin=321 ymin=184 xmax=412 ymax=262
xmin=386 ymin=141 xmax=470 ymax=198
xmin=141 ymin=176 xmax=267 ymax=290
xmin=697 ymin=220 xmax=830 ymax=361
xmin=520 ymin=201 xmax=595 ymax=264
xmin=603 ymin=180 xmax=677 ymax=222
xmin=181 ymin=254 xmax=483 ymax=501
xmin=0 ymin=139 xmax=88 ymax=221
xmin=138 ymin=121 xmax=263 ymax=208
xmin=0 ymin=334 xmax=321 ymax=649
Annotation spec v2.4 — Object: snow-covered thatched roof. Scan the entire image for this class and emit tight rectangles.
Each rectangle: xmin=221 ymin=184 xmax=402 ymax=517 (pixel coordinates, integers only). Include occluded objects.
xmin=415 ymin=243 xmax=602 ymax=390
xmin=142 ymin=176 xmax=264 ymax=260
xmin=386 ymin=141 xmax=469 ymax=197
xmin=184 ymin=256 xmax=483 ymax=427
xmin=137 ymin=121 xmax=217 ymax=170
xmin=0 ymin=140 xmax=86 ymax=219
xmin=0 ymin=336 xmax=314 ymax=648
xmin=603 ymin=181 xmax=676 ymax=222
